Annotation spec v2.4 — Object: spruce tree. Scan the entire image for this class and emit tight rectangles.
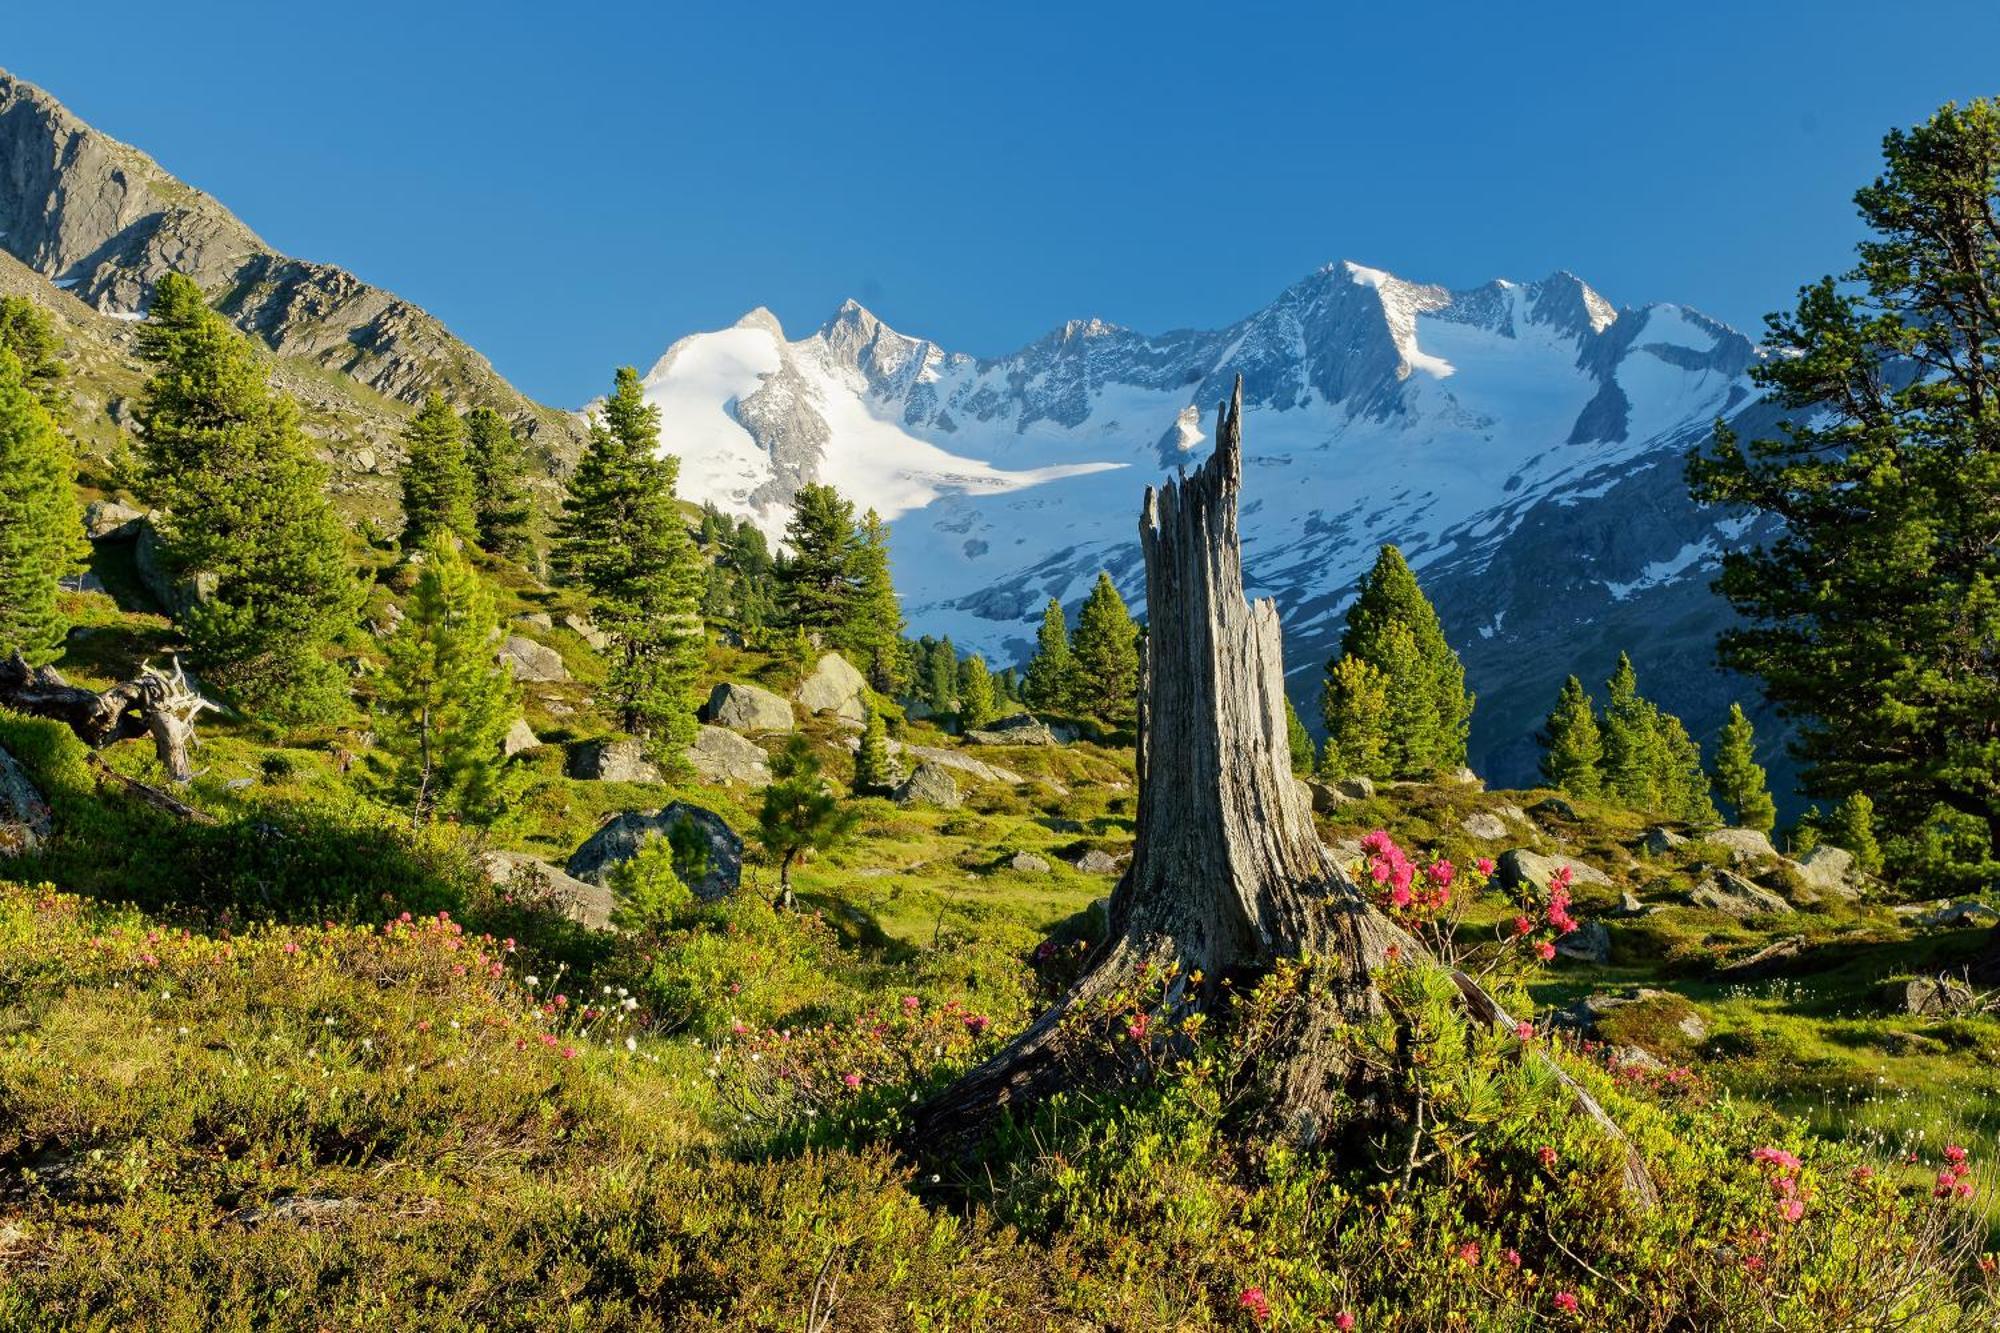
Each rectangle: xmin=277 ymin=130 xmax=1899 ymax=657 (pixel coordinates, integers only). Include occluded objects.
xmin=844 ymin=508 xmax=905 ymax=690
xmin=1538 ymin=675 xmax=1603 ymax=798
xmin=1601 ymin=653 xmax=1661 ymax=810
xmin=922 ymin=636 xmax=958 ymax=716
xmin=1071 ymin=572 xmax=1139 ymax=724
xmin=852 ymin=704 xmax=902 ymax=794
xmin=135 ymin=272 xmax=359 ymax=720
xmin=1328 ymin=545 xmax=1472 ymax=777
xmin=757 ymin=735 xmax=861 ymax=910
xmin=777 ymin=482 xmax=859 ymax=636
xmin=1023 ymin=597 xmax=1078 ymax=715
xmin=1319 ymin=653 xmax=1390 ymax=780
xmin=462 ymin=406 xmax=532 ymax=561
xmin=1713 ymin=703 xmax=1776 ymax=832
xmin=1830 ymin=792 xmax=1884 ymax=875
xmin=376 ymin=533 xmax=517 ymax=827
xmin=1687 ymin=98 xmax=2000 ymax=874
xmin=0 ymin=346 xmax=85 ymax=665
xmin=400 ymin=393 xmax=476 ymax=549
xmin=1284 ymin=696 xmax=1315 ymax=776
xmin=1653 ymin=713 xmax=1720 ymax=826
xmin=0 ymin=296 xmax=69 ymax=420
xmin=957 ymin=654 xmax=996 ymax=730
xmin=553 ymin=367 xmax=703 ymax=749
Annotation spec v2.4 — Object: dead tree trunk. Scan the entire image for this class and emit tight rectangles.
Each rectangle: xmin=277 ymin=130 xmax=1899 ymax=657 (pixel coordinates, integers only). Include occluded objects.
xmin=0 ymin=653 xmax=217 ymax=783
xmin=914 ymin=380 xmax=1654 ymax=1205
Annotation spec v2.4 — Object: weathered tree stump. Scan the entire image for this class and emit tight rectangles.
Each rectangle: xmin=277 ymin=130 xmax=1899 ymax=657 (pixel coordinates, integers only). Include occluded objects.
xmin=0 ymin=652 xmax=217 ymax=783
xmin=913 ymin=380 xmax=1654 ymax=1206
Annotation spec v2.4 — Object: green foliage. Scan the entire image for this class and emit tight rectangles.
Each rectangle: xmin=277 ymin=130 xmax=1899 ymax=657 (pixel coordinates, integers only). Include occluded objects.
xmin=846 ymin=508 xmax=905 ymax=687
xmin=1070 ymin=571 xmax=1138 ymax=724
xmin=1284 ymin=696 xmax=1314 ymax=775
xmin=606 ymin=835 xmax=695 ymax=938
xmin=1319 ymin=652 xmax=1391 ymax=780
xmin=1023 ymin=597 xmax=1077 ymax=714
xmin=553 ymin=367 xmax=703 ymax=749
xmin=957 ymin=653 xmax=996 ymax=730
xmin=1538 ymin=675 xmax=1603 ymax=799
xmin=0 ymin=294 xmax=69 ymax=420
xmin=1713 ymin=702 xmax=1777 ymax=832
xmin=373 ymin=534 xmax=518 ymax=827
xmin=1327 ymin=545 xmax=1472 ymax=777
xmin=1601 ymin=653 xmax=1662 ymax=809
xmin=134 ymin=272 xmax=360 ymax=721
xmin=1654 ymin=711 xmax=1720 ymax=827
xmin=697 ymin=505 xmax=778 ymax=636
xmin=756 ymin=735 xmax=861 ymax=908
xmin=1688 ymin=97 xmax=2000 ymax=884
xmin=461 ymin=405 xmax=533 ymax=561
xmin=919 ymin=634 xmax=958 ymax=715
xmin=776 ymin=481 xmax=860 ymax=635
xmin=398 ymin=391 xmax=476 ymax=548
xmin=852 ymin=704 xmax=902 ymax=794
xmin=1831 ymin=791 xmax=1885 ymax=875
xmin=0 ymin=346 xmax=85 ymax=665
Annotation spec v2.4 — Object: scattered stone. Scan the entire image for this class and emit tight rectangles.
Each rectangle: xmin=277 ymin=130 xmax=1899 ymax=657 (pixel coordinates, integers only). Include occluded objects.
xmin=966 ymin=713 xmax=1061 ymax=746
xmin=1718 ymin=935 xmax=1810 ymax=980
xmin=1495 ymin=803 xmax=1529 ymax=825
xmin=1458 ymin=811 xmax=1509 ymax=841
xmin=793 ymin=652 xmax=868 ymax=724
xmin=1008 ymin=851 xmax=1051 ymax=874
xmin=479 ymin=850 xmax=616 ymax=929
xmin=518 ymin=611 xmax=554 ymax=630
xmin=558 ymin=613 xmax=609 ymax=651
xmin=1640 ymin=826 xmax=1688 ymax=855
xmin=893 ymin=761 xmax=960 ymax=809
xmin=685 ymin=725 xmax=771 ymax=787
xmin=82 ymin=499 xmax=144 ymax=541
xmin=1557 ymin=988 xmax=1707 ymax=1044
xmin=701 ymin=681 xmax=795 ymax=734
xmin=1690 ymin=870 xmax=1793 ymax=918
xmin=1528 ymin=796 xmax=1580 ymax=822
xmin=1608 ymin=1045 xmax=1667 ymax=1072
xmin=1704 ymin=827 xmax=1778 ymax=865
xmin=352 ymin=447 xmax=380 ymax=474
xmin=1898 ymin=976 xmax=1981 ymax=1017
xmin=1554 ymin=920 xmax=1612 ymax=964
xmin=1074 ymin=849 xmax=1119 ymax=874
xmin=1497 ymin=848 xmax=1613 ymax=891
xmin=543 ymin=700 xmax=574 ymax=718
xmin=1610 ymin=890 xmax=1649 ymax=917
xmin=1448 ymin=766 xmax=1482 ymax=789
xmin=1305 ymin=780 xmax=1352 ymax=815
xmin=1794 ymin=845 xmax=1861 ymax=899
xmin=1334 ymin=775 xmax=1376 ymax=801
xmin=499 ymin=635 xmax=568 ymax=683
xmin=0 ymin=745 xmax=51 ymax=856
xmin=564 ymin=803 xmax=743 ymax=901
xmin=567 ymin=737 xmax=662 ymax=784
xmin=503 ymin=718 xmax=540 ymax=758
xmin=1901 ymin=900 xmax=2000 ymax=929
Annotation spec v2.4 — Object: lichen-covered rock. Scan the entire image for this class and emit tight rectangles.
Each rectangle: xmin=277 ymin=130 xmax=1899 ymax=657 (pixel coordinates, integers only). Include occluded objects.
xmin=567 ymin=737 xmax=662 ymax=784
xmin=478 ymin=851 xmax=614 ymax=930
xmin=1333 ymin=775 xmax=1376 ymax=801
xmin=1899 ymin=976 xmax=1979 ymax=1017
xmin=1554 ymin=920 xmax=1611 ymax=964
xmin=966 ymin=713 xmax=1060 ymax=746
xmin=701 ymin=681 xmax=795 ymax=734
xmin=1074 ymin=849 xmax=1119 ymax=874
xmin=1794 ymin=845 xmax=1860 ymax=899
xmin=0 ymin=745 xmax=52 ymax=856
xmin=565 ymin=803 xmax=742 ymax=901
xmin=685 ymin=725 xmax=771 ymax=788
xmin=559 ymin=613 xmax=609 ymax=651
xmin=1704 ymin=827 xmax=1778 ymax=865
xmin=1459 ymin=811 xmax=1508 ymax=841
xmin=1497 ymin=847 xmax=1613 ymax=891
xmin=1690 ymin=870 xmax=1793 ymax=918
xmin=82 ymin=499 xmax=144 ymax=541
xmin=793 ymin=652 xmax=868 ymax=723
xmin=1303 ymin=780 xmax=1351 ymax=815
xmin=1008 ymin=850 xmax=1051 ymax=874
xmin=1640 ymin=826 xmax=1688 ymax=855
xmin=1528 ymin=796 xmax=1580 ymax=823
xmin=893 ymin=761 xmax=960 ymax=809
xmin=502 ymin=718 xmax=540 ymax=758
xmin=499 ymin=635 xmax=568 ymax=683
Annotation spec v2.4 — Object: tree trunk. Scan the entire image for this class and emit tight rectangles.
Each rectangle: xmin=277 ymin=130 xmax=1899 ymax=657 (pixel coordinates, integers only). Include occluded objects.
xmin=912 ymin=380 xmax=1655 ymax=1205
xmin=0 ymin=653 xmax=217 ymax=783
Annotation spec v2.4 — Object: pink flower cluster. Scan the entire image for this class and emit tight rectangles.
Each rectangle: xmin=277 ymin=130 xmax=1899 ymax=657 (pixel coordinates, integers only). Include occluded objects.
xmin=1751 ymin=1145 xmax=1808 ymax=1223
xmin=1359 ymin=830 xmax=1480 ymax=918
xmin=1238 ymin=1286 xmax=1270 ymax=1322
xmin=1935 ymin=1144 xmax=1976 ymax=1201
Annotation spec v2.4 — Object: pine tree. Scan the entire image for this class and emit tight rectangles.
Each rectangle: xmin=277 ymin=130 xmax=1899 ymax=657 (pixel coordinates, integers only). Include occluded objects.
xmin=1284 ymin=697 xmax=1314 ymax=775
xmin=0 ymin=346 xmax=85 ymax=665
xmin=1600 ymin=653 xmax=1661 ymax=810
xmin=958 ymin=654 xmax=996 ymax=730
xmin=852 ymin=704 xmax=902 ymax=794
xmin=1653 ymin=713 xmax=1719 ymax=826
xmin=553 ymin=367 xmax=703 ymax=749
xmin=1830 ymin=792 xmax=1884 ymax=875
xmin=462 ymin=406 xmax=532 ymax=561
xmin=1687 ymin=98 xmax=2000 ymax=875
xmin=757 ymin=735 xmax=861 ymax=910
xmin=1712 ymin=703 xmax=1776 ymax=832
xmin=1023 ymin=597 xmax=1078 ymax=715
xmin=1538 ymin=676 xmax=1603 ymax=798
xmin=400 ymin=393 xmax=476 ymax=549
xmin=607 ymin=837 xmax=694 ymax=939
xmin=376 ymin=533 xmax=517 ymax=827
xmin=0 ymin=296 xmax=69 ymax=420
xmin=135 ymin=272 xmax=359 ymax=720
xmin=922 ymin=636 xmax=958 ymax=716
xmin=1071 ymin=572 xmax=1139 ymax=724
xmin=1319 ymin=653 xmax=1391 ymax=780
xmin=1328 ymin=545 xmax=1472 ymax=777
xmin=777 ymin=482 xmax=860 ymax=636
xmin=995 ymin=666 xmax=1020 ymax=705
xmin=841 ymin=508 xmax=905 ymax=689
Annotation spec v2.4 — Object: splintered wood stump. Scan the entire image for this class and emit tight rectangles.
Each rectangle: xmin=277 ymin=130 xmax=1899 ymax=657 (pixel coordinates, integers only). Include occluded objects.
xmin=0 ymin=652 xmax=216 ymax=784
xmin=913 ymin=378 xmax=1655 ymax=1206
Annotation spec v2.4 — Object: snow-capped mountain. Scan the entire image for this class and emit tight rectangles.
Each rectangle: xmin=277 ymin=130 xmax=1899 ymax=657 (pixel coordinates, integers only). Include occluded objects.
xmin=633 ymin=260 xmax=1783 ymax=791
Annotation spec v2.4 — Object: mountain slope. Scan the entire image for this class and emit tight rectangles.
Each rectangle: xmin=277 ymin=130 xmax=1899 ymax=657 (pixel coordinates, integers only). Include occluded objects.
xmin=634 ymin=263 xmax=1784 ymax=791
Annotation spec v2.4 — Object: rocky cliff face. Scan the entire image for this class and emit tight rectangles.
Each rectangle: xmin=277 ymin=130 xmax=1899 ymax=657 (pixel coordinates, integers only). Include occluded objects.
xmin=0 ymin=68 xmax=586 ymax=466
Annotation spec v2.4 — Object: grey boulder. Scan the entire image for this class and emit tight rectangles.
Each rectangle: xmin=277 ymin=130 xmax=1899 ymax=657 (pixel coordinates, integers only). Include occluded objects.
xmin=479 ymin=851 xmax=614 ymax=930
xmin=499 ymin=635 xmax=569 ymax=683
xmin=568 ymin=737 xmax=662 ymax=784
xmin=966 ymin=713 xmax=1061 ymax=746
xmin=1458 ymin=811 xmax=1509 ymax=841
xmin=702 ymin=681 xmax=795 ymax=734
xmin=1690 ymin=870 xmax=1793 ymax=918
xmin=1497 ymin=848 xmax=1613 ymax=891
xmin=1704 ymin=827 xmax=1778 ymax=865
xmin=503 ymin=718 xmax=541 ymax=758
xmin=565 ymin=803 xmax=743 ymax=901
xmin=1554 ymin=920 xmax=1612 ymax=964
xmin=794 ymin=652 xmax=868 ymax=724
xmin=1074 ymin=849 xmax=1119 ymax=874
xmin=686 ymin=725 xmax=772 ymax=788
xmin=83 ymin=499 xmax=144 ymax=541
xmin=893 ymin=761 xmax=961 ymax=809
xmin=1008 ymin=850 xmax=1051 ymax=874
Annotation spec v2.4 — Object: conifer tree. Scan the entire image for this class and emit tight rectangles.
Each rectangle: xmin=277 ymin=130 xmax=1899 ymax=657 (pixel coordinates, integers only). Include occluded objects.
xmin=1653 ymin=713 xmax=1720 ymax=826
xmin=1713 ymin=702 xmax=1776 ymax=832
xmin=852 ymin=704 xmax=902 ymax=794
xmin=757 ymin=735 xmax=861 ymax=910
xmin=1327 ymin=545 xmax=1472 ymax=777
xmin=957 ymin=654 xmax=996 ymax=731
xmin=0 ymin=346 xmax=85 ymax=665
xmin=995 ymin=666 xmax=1020 ymax=706
xmin=400 ymin=393 xmax=476 ymax=549
xmin=553 ymin=367 xmax=703 ymax=749
xmin=1284 ymin=696 xmax=1314 ymax=775
xmin=922 ymin=636 xmax=958 ymax=716
xmin=135 ymin=272 xmax=359 ymax=720
xmin=1023 ymin=597 xmax=1078 ymax=715
xmin=1071 ymin=572 xmax=1139 ymax=724
xmin=1538 ymin=675 xmax=1603 ymax=798
xmin=1830 ymin=792 xmax=1884 ymax=875
xmin=0 ymin=296 xmax=69 ymax=420
xmin=461 ymin=406 xmax=532 ymax=561
xmin=1319 ymin=653 xmax=1391 ymax=780
xmin=376 ymin=533 xmax=517 ymax=827
xmin=1600 ymin=653 xmax=1662 ymax=810
xmin=844 ymin=508 xmax=905 ymax=690
xmin=777 ymin=482 xmax=860 ymax=636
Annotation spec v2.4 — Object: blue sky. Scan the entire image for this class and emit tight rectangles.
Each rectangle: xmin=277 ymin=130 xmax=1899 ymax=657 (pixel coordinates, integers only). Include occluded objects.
xmin=9 ymin=1 xmax=1998 ymax=406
